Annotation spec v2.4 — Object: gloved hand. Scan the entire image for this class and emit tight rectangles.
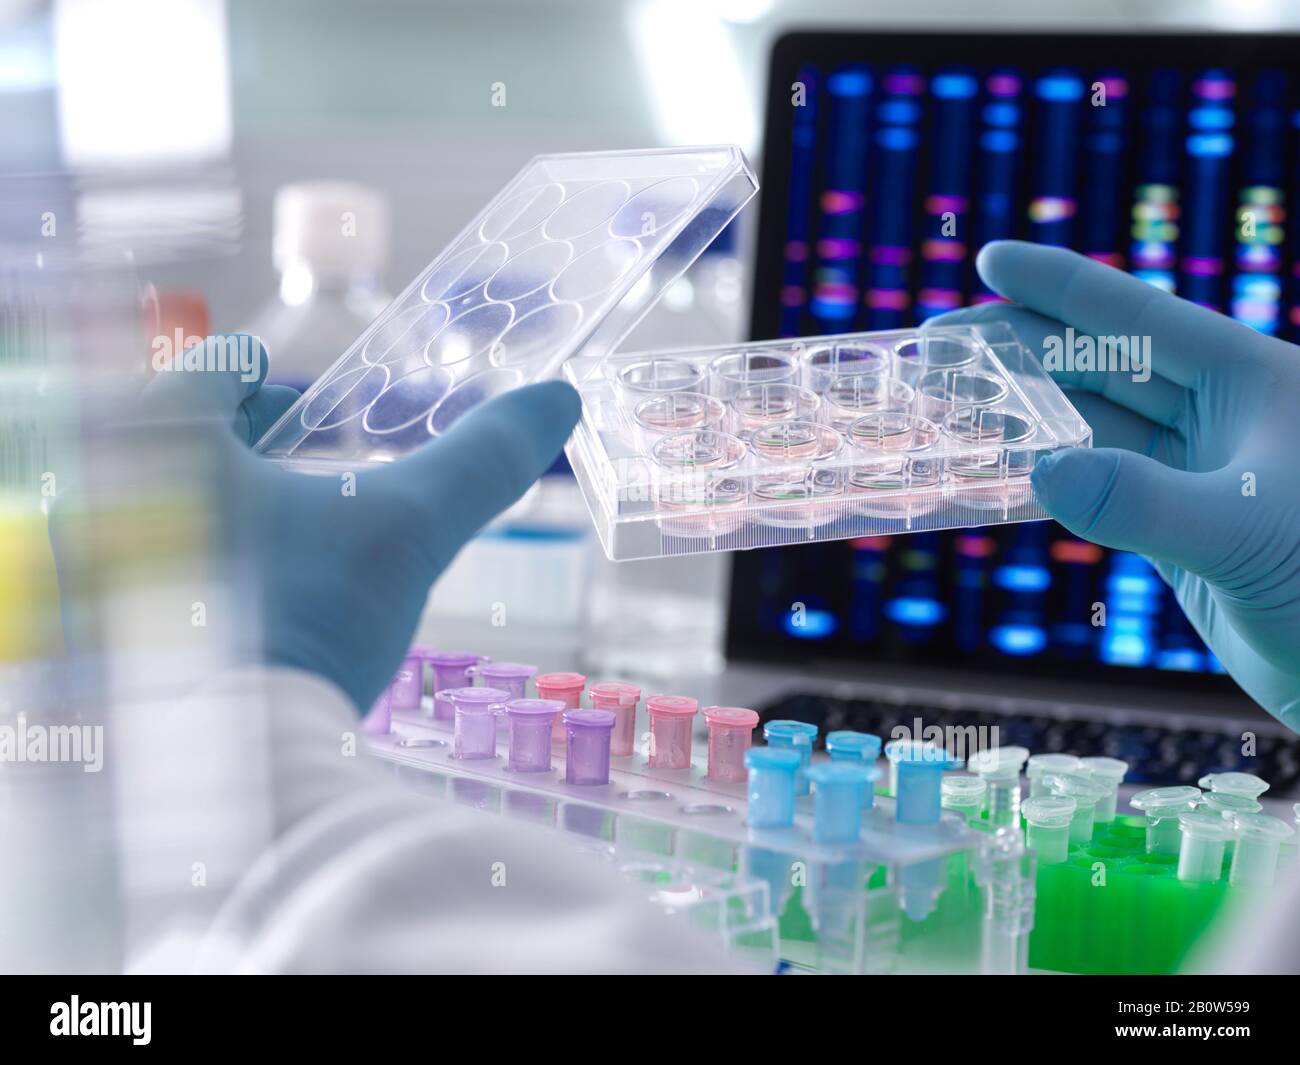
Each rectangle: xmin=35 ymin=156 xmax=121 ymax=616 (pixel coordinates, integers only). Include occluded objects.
xmin=931 ymin=241 xmax=1300 ymax=732
xmin=54 ymin=336 xmax=580 ymax=712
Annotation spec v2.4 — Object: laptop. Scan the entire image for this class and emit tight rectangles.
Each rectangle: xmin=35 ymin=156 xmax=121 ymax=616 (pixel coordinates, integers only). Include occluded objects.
xmin=725 ymin=28 xmax=1300 ymax=795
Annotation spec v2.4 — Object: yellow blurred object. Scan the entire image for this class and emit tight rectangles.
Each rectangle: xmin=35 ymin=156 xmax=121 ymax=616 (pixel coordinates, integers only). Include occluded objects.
xmin=0 ymin=500 xmax=64 ymax=660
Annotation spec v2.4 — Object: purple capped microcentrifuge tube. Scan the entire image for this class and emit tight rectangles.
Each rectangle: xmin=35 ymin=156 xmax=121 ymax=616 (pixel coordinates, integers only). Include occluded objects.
xmin=387 ymin=651 xmax=425 ymax=711
xmin=439 ymin=687 xmax=508 ymax=758
xmin=563 ymin=709 xmax=616 ymax=786
xmin=427 ymin=651 xmax=484 ymax=719
xmin=361 ymin=686 xmax=393 ymax=736
xmin=505 ymin=698 xmax=564 ymax=772
xmin=475 ymin=661 xmax=537 ymax=700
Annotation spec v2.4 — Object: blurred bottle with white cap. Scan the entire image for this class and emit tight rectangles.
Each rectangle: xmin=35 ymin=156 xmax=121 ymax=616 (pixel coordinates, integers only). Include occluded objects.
xmin=245 ymin=181 xmax=392 ymax=391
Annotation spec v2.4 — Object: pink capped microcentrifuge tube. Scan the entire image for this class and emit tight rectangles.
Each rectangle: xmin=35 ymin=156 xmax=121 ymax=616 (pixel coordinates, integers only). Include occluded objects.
xmin=646 ymin=695 xmax=699 ymax=770
xmin=588 ymin=681 xmax=641 ymax=757
xmin=563 ymin=709 xmax=616 ymax=786
xmin=504 ymin=698 xmax=564 ymax=772
xmin=427 ymin=651 xmax=484 ymax=719
xmin=702 ymin=706 xmax=760 ymax=783
xmin=536 ymin=671 xmax=586 ymax=747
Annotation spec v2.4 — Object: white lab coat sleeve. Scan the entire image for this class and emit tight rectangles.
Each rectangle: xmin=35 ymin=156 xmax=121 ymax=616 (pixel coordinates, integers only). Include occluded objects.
xmin=1184 ymin=863 xmax=1300 ymax=974
xmin=188 ymin=667 xmax=762 ymax=975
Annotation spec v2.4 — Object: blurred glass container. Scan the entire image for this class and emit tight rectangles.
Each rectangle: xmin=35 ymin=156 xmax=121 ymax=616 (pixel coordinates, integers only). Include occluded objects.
xmin=245 ymin=181 xmax=392 ymax=391
xmin=618 ymin=221 xmax=748 ymax=353
xmin=415 ymin=475 xmax=595 ymax=672
xmin=585 ymin=548 xmax=727 ymax=682
xmin=580 ymin=224 xmax=741 ymax=682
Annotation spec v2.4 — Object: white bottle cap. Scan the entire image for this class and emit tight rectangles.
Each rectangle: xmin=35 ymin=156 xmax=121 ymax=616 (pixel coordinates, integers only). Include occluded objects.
xmin=272 ymin=181 xmax=390 ymax=281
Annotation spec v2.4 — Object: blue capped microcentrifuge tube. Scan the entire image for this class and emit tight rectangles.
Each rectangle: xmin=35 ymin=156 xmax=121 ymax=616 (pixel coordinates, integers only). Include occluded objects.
xmin=806 ymin=762 xmax=875 ymax=844
xmin=745 ymin=746 xmax=803 ymax=829
xmin=899 ymin=856 xmax=949 ymax=924
xmin=825 ymin=730 xmax=882 ymax=808
xmin=802 ymin=857 xmax=867 ymax=948
xmin=886 ymin=740 xmax=962 ymax=825
xmin=743 ymin=845 xmax=794 ymax=918
xmin=763 ymin=720 xmax=819 ymax=796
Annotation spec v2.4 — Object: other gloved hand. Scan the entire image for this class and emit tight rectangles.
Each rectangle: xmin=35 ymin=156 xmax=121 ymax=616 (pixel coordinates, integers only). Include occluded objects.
xmin=931 ymin=241 xmax=1300 ymax=732
xmin=52 ymin=336 xmax=579 ymax=712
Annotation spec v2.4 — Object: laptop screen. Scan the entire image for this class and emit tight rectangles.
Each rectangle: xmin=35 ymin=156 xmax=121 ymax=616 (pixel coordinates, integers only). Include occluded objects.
xmin=731 ymin=30 xmax=1300 ymax=694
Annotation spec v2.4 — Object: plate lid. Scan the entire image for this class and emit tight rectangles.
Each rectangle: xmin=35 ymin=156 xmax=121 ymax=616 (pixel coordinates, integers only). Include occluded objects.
xmin=255 ymin=145 xmax=757 ymax=469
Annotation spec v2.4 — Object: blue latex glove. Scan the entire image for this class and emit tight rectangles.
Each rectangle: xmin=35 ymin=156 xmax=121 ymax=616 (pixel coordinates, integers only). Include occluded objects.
xmin=62 ymin=336 xmax=580 ymax=712
xmin=931 ymin=241 xmax=1300 ymax=732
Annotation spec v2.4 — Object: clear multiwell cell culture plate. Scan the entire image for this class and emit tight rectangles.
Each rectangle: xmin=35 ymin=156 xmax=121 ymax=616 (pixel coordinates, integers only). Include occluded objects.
xmin=255 ymin=146 xmax=757 ymax=469
xmin=564 ymin=322 xmax=1092 ymax=560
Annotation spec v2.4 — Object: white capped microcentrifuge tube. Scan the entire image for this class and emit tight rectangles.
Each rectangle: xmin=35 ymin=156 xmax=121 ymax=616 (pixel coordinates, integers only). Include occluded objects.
xmin=1046 ymin=771 xmax=1109 ymax=846
xmin=941 ymin=775 xmax=987 ymax=824
xmin=1229 ymin=813 xmax=1294 ymax=889
xmin=1022 ymin=795 xmax=1077 ymax=864
xmin=1130 ymin=786 xmax=1202 ymax=856
xmin=1026 ymin=753 xmax=1081 ymax=799
xmin=1079 ymin=756 xmax=1129 ymax=823
xmin=967 ymin=746 xmax=1029 ymax=828
xmin=1177 ymin=809 xmax=1233 ymax=883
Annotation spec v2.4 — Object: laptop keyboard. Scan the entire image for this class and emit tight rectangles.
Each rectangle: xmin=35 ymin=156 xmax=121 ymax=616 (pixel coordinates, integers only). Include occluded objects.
xmin=755 ymin=691 xmax=1300 ymax=795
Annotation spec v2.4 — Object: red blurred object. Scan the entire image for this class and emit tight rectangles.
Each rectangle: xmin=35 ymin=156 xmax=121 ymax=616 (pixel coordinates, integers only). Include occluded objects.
xmin=141 ymin=286 xmax=211 ymax=373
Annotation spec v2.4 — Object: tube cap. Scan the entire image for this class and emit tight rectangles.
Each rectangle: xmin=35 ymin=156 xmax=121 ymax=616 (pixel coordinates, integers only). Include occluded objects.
xmin=806 ymin=762 xmax=875 ymax=788
xmin=425 ymin=650 xmax=481 ymax=667
xmin=479 ymin=662 xmax=537 ymax=680
xmin=765 ymin=720 xmax=819 ymax=745
xmin=702 ymin=706 xmax=759 ymax=730
xmin=1027 ymin=753 xmax=1082 ymax=777
xmin=1202 ymin=792 xmax=1263 ymax=818
xmin=646 ymin=694 xmax=699 ymax=716
xmin=536 ymin=671 xmax=586 ymax=692
xmin=886 ymin=740 xmax=962 ymax=770
xmin=1179 ymin=808 xmax=1234 ymax=840
xmin=1197 ymin=771 xmax=1269 ymax=799
xmin=1232 ymin=812 xmax=1294 ymax=842
xmin=826 ymin=730 xmax=883 ymax=760
xmin=1080 ymin=756 xmax=1129 ymax=783
xmin=1130 ymin=785 xmax=1201 ymax=814
xmin=745 ymin=747 xmax=802 ymax=772
xmin=562 ymin=709 xmax=616 ymax=730
xmin=504 ymin=698 xmax=566 ymax=717
xmin=590 ymin=681 xmax=642 ymax=703
xmin=1022 ymin=795 xmax=1077 ymax=827
xmin=439 ymin=686 xmax=508 ymax=705
xmin=941 ymin=775 xmax=987 ymax=803
xmin=967 ymin=745 xmax=1030 ymax=778
xmin=1046 ymin=771 xmax=1108 ymax=806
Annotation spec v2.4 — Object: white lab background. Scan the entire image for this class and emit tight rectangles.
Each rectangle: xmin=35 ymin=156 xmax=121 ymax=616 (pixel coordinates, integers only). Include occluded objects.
xmin=4 ymin=0 xmax=1297 ymax=683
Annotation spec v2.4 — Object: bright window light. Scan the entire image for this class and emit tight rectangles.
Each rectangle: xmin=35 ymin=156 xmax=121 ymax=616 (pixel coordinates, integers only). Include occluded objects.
xmin=628 ymin=0 xmax=757 ymax=154
xmin=53 ymin=0 xmax=231 ymax=168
